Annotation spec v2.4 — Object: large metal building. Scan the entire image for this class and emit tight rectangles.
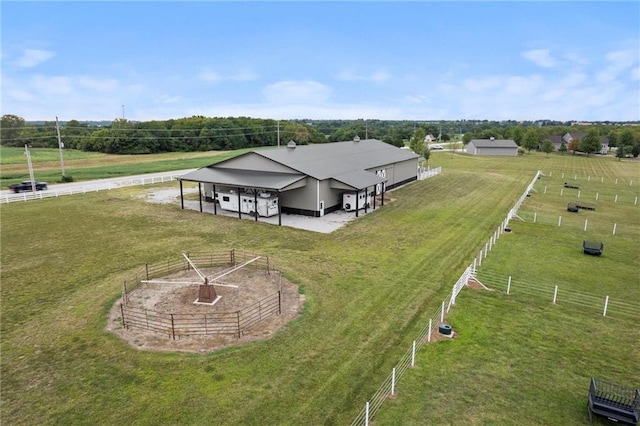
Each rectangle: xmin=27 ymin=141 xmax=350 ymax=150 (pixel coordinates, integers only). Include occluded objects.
xmin=466 ymin=139 xmax=518 ymax=156
xmin=177 ymin=138 xmax=420 ymax=224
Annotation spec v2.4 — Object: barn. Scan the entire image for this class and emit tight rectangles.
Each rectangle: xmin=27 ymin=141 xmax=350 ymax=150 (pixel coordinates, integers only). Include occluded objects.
xmin=177 ymin=138 xmax=420 ymax=225
xmin=466 ymin=139 xmax=518 ymax=156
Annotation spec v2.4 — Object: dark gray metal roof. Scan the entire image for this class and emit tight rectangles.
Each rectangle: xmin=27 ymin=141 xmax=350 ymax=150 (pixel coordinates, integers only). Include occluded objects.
xmin=251 ymin=139 xmax=418 ymax=180
xmin=331 ymin=170 xmax=386 ymax=189
xmin=469 ymin=139 xmax=518 ymax=148
xmin=178 ymin=167 xmax=306 ymax=191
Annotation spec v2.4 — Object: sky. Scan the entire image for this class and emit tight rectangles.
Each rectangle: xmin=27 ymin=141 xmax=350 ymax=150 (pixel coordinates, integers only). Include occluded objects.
xmin=2 ymin=1 xmax=639 ymax=122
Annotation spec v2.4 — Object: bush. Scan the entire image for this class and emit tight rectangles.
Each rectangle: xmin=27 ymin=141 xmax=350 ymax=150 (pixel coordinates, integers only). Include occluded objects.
xmin=61 ymin=175 xmax=74 ymax=183
xmin=517 ymin=147 xmax=525 ymax=155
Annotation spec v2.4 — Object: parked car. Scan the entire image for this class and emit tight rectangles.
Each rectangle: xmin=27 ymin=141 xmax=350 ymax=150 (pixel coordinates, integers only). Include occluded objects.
xmin=431 ymin=144 xmax=444 ymax=150
xmin=8 ymin=180 xmax=48 ymax=193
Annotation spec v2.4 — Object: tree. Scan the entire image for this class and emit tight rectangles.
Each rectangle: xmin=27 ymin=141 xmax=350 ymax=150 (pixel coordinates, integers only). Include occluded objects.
xmin=619 ymin=129 xmax=636 ymax=150
xmin=607 ymin=131 xmax=619 ymax=148
xmin=409 ymin=127 xmax=426 ymax=154
xmin=615 ymin=145 xmax=625 ymax=161
xmin=579 ymin=129 xmax=602 ymax=156
xmin=559 ymin=142 xmax=567 ymax=155
xmin=1 ymin=114 xmax=26 ymax=146
xmin=541 ymin=139 xmax=554 ymax=157
xmin=521 ymin=128 xmax=540 ymax=153
xmin=568 ymin=139 xmax=579 ymax=155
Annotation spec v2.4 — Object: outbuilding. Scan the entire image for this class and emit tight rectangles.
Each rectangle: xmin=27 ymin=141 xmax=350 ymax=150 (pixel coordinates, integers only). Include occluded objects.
xmin=466 ymin=139 xmax=518 ymax=156
xmin=177 ymin=138 xmax=420 ymax=225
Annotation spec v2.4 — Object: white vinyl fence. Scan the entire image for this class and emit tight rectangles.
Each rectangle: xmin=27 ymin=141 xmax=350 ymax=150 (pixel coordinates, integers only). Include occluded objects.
xmin=418 ymin=166 xmax=442 ymax=180
xmin=473 ymin=269 xmax=639 ymax=320
xmin=1 ymin=172 xmax=185 ymax=204
xmin=352 ymin=170 xmax=541 ymax=425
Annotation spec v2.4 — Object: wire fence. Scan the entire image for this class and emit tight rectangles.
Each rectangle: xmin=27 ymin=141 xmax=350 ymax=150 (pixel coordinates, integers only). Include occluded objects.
xmin=473 ymin=269 xmax=638 ymax=320
xmin=352 ymin=171 xmax=541 ymax=425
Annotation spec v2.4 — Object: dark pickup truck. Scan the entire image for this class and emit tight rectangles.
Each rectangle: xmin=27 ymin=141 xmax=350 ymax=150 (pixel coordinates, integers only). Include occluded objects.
xmin=8 ymin=180 xmax=48 ymax=193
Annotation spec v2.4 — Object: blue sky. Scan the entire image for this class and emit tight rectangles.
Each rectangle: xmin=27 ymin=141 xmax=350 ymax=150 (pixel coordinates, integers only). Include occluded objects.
xmin=2 ymin=1 xmax=639 ymax=122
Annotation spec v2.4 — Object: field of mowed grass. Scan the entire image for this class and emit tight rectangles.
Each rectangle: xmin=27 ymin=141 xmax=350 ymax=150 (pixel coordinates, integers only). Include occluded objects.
xmin=0 ymin=146 xmax=249 ymax=186
xmin=372 ymin=153 xmax=639 ymax=425
xmin=1 ymin=150 xmax=638 ymax=425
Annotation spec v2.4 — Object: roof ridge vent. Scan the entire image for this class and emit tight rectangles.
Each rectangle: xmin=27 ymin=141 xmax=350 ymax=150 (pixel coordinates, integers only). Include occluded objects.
xmin=287 ymin=140 xmax=296 ymax=148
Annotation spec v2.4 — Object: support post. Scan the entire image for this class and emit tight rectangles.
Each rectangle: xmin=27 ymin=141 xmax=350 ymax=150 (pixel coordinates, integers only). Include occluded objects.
xmin=171 ymin=314 xmax=175 ymax=340
xmin=584 ymin=219 xmax=588 ymax=231
xmin=440 ymin=301 xmax=445 ymax=323
xmin=179 ymin=181 xmax=184 ymax=209
xmin=507 ymin=276 xmax=511 ymax=295
xmin=578 ymin=190 xmax=581 ymax=198
xmin=615 ymin=194 xmax=618 ymax=203
xmin=613 ymin=223 xmax=617 ymax=235
xmin=391 ymin=368 xmax=396 ymax=396
xmin=411 ymin=340 xmax=416 ymax=367
xmin=237 ymin=188 xmax=242 ymax=219
xmin=213 ymin=184 xmax=217 ymax=215
xmin=198 ymin=183 xmax=203 ymax=212
xmin=603 ymin=296 xmax=609 ymax=316
xmin=254 ymin=190 xmax=258 ymax=221
xmin=553 ymin=285 xmax=558 ymax=304
xmin=428 ymin=318 xmax=432 ymax=342
xmin=560 ymin=188 xmax=563 ymax=196
xmin=478 ymin=250 xmax=483 ymax=267
xmin=534 ymin=212 xmax=537 ymax=223
xmin=365 ymin=402 xmax=369 ymax=426
xmin=558 ymin=216 xmax=562 ymax=227
xmin=596 ymin=192 xmax=599 ymax=201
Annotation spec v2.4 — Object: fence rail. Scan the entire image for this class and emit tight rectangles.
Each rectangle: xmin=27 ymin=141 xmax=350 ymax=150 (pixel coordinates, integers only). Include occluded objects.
xmin=418 ymin=166 xmax=442 ymax=180
xmin=1 ymin=172 xmax=187 ymax=204
xmin=120 ymin=250 xmax=280 ymax=338
xmin=474 ymin=269 xmax=639 ymax=320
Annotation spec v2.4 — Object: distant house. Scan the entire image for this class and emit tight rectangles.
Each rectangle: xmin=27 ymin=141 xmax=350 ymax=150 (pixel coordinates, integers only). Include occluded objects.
xmin=547 ymin=135 xmax=565 ymax=151
xmin=425 ymin=134 xmax=437 ymax=142
xmin=563 ymin=132 xmax=609 ymax=154
xmin=466 ymin=139 xmax=518 ymax=156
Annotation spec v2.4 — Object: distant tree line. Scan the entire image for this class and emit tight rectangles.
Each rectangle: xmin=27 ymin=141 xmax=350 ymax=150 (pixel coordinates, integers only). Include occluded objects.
xmin=2 ymin=114 xmax=639 ymax=157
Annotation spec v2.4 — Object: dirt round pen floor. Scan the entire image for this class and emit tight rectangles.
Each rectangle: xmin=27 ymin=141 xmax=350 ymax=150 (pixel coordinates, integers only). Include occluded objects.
xmin=107 ymin=266 xmax=304 ymax=353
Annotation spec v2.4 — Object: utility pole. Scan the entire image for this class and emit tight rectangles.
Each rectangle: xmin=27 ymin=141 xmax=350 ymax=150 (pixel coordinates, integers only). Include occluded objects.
xmin=277 ymin=121 xmax=280 ymax=148
xmin=55 ymin=117 xmax=65 ymax=177
xmin=365 ymin=121 xmax=368 ymax=140
xmin=122 ymin=105 xmax=125 ymax=119
xmin=25 ymin=144 xmax=36 ymax=192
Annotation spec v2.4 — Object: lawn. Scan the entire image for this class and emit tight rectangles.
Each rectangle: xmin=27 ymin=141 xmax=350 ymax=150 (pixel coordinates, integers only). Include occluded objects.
xmin=1 ymin=150 xmax=638 ymax=425
xmin=0 ymin=146 xmax=250 ymax=186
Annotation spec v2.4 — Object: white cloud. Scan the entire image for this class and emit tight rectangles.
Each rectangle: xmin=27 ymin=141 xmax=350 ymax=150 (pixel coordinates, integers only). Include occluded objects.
xmin=199 ymin=70 xmax=222 ymax=82
xmin=31 ymin=75 xmax=74 ymax=95
xmin=596 ymin=49 xmax=639 ymax=82
xmin=522 ymin=49 xmax=558 ymax=68
xmin=335 ymin=69 xmax=391 ymax=82
xmin=262 ymin=80 xmax=332 ymax=104
xmin=14 ymin=49 xmax=55 ymax=68
xmin=630 ymin=66 xmax=640 ymax=81
xmin=404 ymin=94 xmax=430 ymax=104
xmin=505 ymin=75 xmax=543 ymax=95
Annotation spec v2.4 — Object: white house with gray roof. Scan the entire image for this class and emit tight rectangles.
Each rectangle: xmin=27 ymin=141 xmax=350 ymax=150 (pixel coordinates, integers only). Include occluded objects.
xmin=466 ymin=139 xmax=518 ymax=156
xmin=177 ymin=138 xmax=420 ymax=225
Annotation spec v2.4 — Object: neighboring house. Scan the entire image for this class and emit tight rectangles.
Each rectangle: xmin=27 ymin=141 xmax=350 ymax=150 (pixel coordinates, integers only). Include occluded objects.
xmin=425 ymin=134 xmax=437 ymax=142
xmin=177 ymin=138 xmax=420 ymax=224
xmin=466 ymin=139 xmax=518 ymax=156
xmin=563 ymin=132 xmax=609 ymax=154
xmin=547 ymin=135 xmax=565 ymax=151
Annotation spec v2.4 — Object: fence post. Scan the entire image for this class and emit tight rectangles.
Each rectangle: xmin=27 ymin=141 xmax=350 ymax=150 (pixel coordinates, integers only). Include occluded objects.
xmin=507 ymin=276 xmax=511 ymax=295
xmin=473 ymin=258 xmax=477 ymax=272
xmin=578 ymin=190 xmax=581 ymax=198
xmin=120 ymin=303 xmax=126 ymax=329
xmin=562 ymin=172 xmax=564 ymax=178
xmin=553 ymin=285 xmax=558 ymax=304
xmin=237 ymin=311 xmax=241 ymax=338
xmin=440 ymin=301 xmax=445 ymax=323
xmin=584 ymin=219 xmax=588 ymax=231
xmin=278 ymin=290 xmax=282 ymax=315
xmin=411 ymin=340 xmax=416 ymax=367
xmin=205 ymin=314 xmax=208 ymax=335
xmin=428 ymin=318 xmax=432 ymax=342
xmin=615 ymin=178 xmax=618 ymax=184
xmin=544 ymin=185 xmax=547 ymax=194
xmin=534 ymin=212 xmax=537 ymax=223
xmin=603 ymin=296 xmax=609 ymax=317
xmin=560 ymin=188 xmax=564 ymax=196
xmin=588 ymin=175 xmax=590 ymax=181
xmin=365 ymin=401 xmax=369 ymax=426
xmin=596 ymin=192 xmax=599 ymax=201
xmin=558 ymin=216 xmax=562 ymax=227
xmin=635 ymin=196 xmax=638 ymax=206
xmin=574 ymin=174 xmax=577 ymax=180
xmin=613 ymin=223 xmax=617 ymax=235
xmin=391 ymin=368 xmax=396 ymax=396
xmin=478 ymin=250 xmax=483 ymax=267
xmin=615 ymin=195 xmax=618 ymax=203
xmin=146 ymin=309 xmax=149 ymax=329
xmin=484 ymin=243 xmax=488 ymax=258
xmin=171 ymin=314 xmax=175 ymax=340
xmin=145 ymin=263 xmax=149 ymax=280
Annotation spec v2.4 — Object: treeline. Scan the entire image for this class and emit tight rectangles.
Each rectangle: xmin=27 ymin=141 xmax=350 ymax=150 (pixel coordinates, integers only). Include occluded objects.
xmin=0 ymin=115 xmax=326 ymax=154
xmin=2 ymin=114 xmax=639 ymax=156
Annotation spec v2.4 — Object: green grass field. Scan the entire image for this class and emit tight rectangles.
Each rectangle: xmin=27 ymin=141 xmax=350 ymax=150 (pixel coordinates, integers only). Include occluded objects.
xmin=1 ymin=151 xmax=638 ymax=425
xmin=0 ymin=146 xmax=249 ymax=186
